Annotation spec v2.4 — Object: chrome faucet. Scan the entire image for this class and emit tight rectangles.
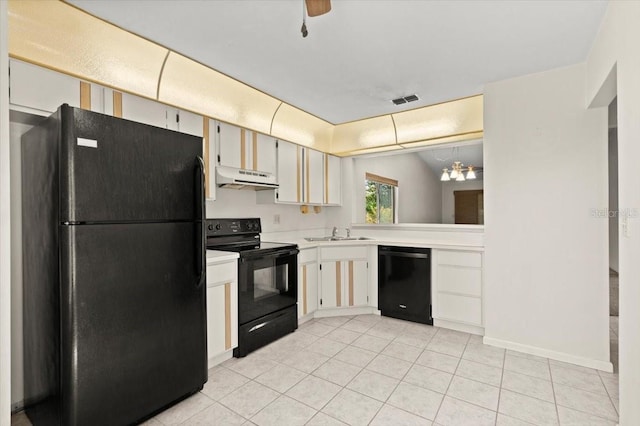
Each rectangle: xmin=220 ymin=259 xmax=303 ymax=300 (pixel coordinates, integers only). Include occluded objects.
xmin=332 ymin=226 xmax=338 ymax=237
xmin=346 ymin=227 xmax=351 ymax=238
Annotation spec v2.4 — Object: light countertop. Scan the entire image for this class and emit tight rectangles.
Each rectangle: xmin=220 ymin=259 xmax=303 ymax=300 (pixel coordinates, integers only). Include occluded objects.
xmin=206 ymin=250 xmax=239 ymax=264
xmin=272 ymin=238 xmax=484 ymax=252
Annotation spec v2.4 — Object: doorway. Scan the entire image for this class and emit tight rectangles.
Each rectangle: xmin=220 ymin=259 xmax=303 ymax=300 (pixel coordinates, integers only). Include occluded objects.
xmin=454 ymin=189 xmax=484 ymax=224
xmin=608 ymin=98 xmax=619 ymax=373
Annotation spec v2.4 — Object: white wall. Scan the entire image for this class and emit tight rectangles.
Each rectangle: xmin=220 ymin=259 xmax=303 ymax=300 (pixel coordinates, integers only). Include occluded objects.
xmin=586 ymin=2 xmax=640 ymax=423
xmin=352 ymin=152 xmax=442 ymax=224
xmin=0 ymin=3 xmax=10 ymax=424
xmin=206 ymin=189 xmax=331 ymax=234
xmin=8 ymin=122 xmax=30 ymax=409
xmin=1 ymin=0 xmax=11 ymax=422
xmin=483 ymin=63 xmax=610 ymax=369
xmin=441 ymin=179 xmax=484 ymax=224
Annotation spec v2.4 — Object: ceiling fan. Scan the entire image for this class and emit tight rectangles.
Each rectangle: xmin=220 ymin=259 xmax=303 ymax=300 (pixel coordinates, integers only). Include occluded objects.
xmin=306 ymin=0 xmax=331 ymax=17
xmin=301 ymin=0 xmax=331 ymax=37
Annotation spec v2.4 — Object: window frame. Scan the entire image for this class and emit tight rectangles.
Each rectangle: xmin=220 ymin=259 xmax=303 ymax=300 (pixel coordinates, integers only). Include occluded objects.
xmin=365 ymin=172 xmax=398 ymax=224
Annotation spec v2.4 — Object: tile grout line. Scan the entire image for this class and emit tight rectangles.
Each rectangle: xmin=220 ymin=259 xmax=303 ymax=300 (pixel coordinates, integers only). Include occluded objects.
xmin=364 ymin=322 xmax=438 ymax=423
xmin=431 ymin=329 xmax=471 ymax=424
xmin=152 ymin=314 xmax=620 ymax=426
xmin=494 ymin=344 xmax=507 ymax=425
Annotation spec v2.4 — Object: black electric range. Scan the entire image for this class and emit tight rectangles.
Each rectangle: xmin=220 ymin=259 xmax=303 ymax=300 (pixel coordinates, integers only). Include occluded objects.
xmin=206 ymin=218 xmax=299 ymax=357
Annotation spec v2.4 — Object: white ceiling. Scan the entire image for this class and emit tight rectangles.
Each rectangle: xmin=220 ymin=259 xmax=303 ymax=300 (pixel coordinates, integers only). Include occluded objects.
xmin=68 ymin=0 xmax=607 ymax=124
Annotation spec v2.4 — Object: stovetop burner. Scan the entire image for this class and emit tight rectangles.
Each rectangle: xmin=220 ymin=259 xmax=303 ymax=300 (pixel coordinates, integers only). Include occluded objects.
xmin=205 ymin=218 xmax=297 ymax=257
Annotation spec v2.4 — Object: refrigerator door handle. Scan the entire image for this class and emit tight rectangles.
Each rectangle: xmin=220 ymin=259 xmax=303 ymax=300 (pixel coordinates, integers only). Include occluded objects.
xmin=195 ymin=156 xmax=206 ymax=289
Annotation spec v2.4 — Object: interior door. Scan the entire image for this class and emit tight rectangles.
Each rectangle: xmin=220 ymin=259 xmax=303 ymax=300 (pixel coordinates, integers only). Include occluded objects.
xmin=454 ymin=189 xmax=484 ymax=224
xmin=59 ymin=222 xmax=206 ymax=426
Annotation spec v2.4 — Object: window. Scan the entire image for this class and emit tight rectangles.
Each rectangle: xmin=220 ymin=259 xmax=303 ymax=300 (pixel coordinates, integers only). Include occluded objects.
xmin=365 ymin=173 xmax=398 ymax=224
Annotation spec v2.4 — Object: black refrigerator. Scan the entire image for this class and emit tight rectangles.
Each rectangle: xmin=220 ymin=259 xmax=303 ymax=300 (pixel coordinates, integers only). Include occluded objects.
xmin=22 ymin=104 xmax=207 ymax=425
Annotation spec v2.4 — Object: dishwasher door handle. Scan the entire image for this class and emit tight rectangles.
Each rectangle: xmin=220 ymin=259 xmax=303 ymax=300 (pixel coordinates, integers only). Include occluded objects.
xmin=379 ymin=251 xmax=429 ymax=259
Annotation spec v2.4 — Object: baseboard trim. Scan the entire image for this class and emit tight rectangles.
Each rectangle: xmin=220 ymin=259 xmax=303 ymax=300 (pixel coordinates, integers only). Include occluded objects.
xmin=483 ymin=336 xmax=614 ymax=373
xmin=298 ymin=313 xmax=315 ymax=325
xmin=434 ymin=318 xmax=484 ymax=336
xmin=207 ymin=349 xmax=234 ymax=370
xmin=313 ymin=306 xmax=377 ymax=318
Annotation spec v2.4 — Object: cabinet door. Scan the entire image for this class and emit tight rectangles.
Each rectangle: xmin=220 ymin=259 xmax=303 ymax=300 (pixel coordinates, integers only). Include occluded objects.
xmin=10 ymin=60 xmax=80 ymax=115
xmin=320 ymin=261 xmax=340 ymax=308
xmin=346 ymin=260 xmax=369 ymax=307
xmin=205 ymin=119 xmax=217 ymax=200
xmin=299 ymin=262 xmax=318 ymax=317
xmin=206 ymin=284 xmax=226 ymax=358
xmin=177 ymin=110 xmax=204 ymax=137
xmin=325 ymin=154 xmax=342 ymax=205
xmin=119 ymin=92 xmax=168 ymax=128
xmin=255 ymin=133 xmax=277 ymax=175
xmin=217 ymin=121 xmax=244 ymax=168
xmin=305 ymin=148 xmax=324 ymax=204
xmin=206 ymin=282 xmax=237 ymax=366
xmin=276 ymin=140 xmax=301 ymax=203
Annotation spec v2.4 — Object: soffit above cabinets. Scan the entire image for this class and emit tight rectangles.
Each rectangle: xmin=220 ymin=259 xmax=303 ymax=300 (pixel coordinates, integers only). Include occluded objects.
xmin=66 ymin=0 xmax=607 ymax=124
xmin=7 ymin=0 xmax=484 ymax=155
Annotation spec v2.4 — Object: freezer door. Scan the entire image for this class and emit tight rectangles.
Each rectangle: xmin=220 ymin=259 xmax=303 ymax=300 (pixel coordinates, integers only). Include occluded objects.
xmin=59 ymin=222 xmax=206 ymax=426
xmin=59 ymin=105 xmax=203 ymax=223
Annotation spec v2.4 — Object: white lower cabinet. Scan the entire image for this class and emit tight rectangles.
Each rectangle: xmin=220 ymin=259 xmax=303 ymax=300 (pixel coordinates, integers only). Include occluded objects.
xmin=319 ymin=246 xmax=369 ymax=309
xmin=298 ymin=248 xmax=318 ymax=318
xmin=432 ymin=249 xmax=483 ymax=328
xmin=206 ymin=259 xmax=238 ymax=368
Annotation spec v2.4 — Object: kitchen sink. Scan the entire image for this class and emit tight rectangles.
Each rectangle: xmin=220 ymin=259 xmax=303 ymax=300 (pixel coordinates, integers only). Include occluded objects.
xmin=304 ymin=236 xmax=372 ymax=242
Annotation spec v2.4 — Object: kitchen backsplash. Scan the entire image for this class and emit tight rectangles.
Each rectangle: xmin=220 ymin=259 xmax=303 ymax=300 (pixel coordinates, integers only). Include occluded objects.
xmin=206 ymin=186 xmax=334 ymax=234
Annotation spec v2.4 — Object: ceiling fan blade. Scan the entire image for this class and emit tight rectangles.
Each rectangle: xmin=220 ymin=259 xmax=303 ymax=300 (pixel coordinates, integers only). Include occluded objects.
xmin=305 ymin=0 xmax=331 ymax=17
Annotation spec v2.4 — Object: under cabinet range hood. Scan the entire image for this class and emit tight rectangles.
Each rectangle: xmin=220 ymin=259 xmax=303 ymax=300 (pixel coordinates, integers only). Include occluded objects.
xmin=216 ymin=165 xmax=279 ymax=190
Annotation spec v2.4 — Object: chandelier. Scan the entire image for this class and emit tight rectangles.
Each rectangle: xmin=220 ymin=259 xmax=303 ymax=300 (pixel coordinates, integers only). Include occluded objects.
xmin=440 ymin=162 xmax=477 ymax=182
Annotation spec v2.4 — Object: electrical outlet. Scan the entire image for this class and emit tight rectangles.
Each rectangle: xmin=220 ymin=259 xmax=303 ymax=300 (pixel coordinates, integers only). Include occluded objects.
xmin=273 ymin=214 xmax=280 ymax=225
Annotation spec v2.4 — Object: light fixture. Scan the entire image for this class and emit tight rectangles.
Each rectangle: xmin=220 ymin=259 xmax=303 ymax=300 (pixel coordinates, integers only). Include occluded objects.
xmin=440 ymin=161 xmax=479 ymax=181
xmin=449 ymin=162 xmax=460 ymax=179
xmin=466 ymin=166 xmax=476 ymax=180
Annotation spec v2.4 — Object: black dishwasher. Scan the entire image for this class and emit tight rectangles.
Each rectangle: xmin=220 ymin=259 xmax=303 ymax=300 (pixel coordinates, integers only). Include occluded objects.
xmin=378 ymin=246 xmax=432 ymax=325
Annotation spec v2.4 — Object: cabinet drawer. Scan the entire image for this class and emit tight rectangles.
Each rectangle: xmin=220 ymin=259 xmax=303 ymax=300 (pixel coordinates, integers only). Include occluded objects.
xmin=206 ymin=261 xmax=236 ymax=286
xmin=299 ymin=248 xmax=317 ymax=264
xmin=320 ymin=246 xmax=367 ymax=260
xmin=437 ymin=266 xmax=482 ymax=296
xmin=437 ymin=294 xmax=482 ymax=325
xmin=437 ymin=250 xmax=481 ymax=268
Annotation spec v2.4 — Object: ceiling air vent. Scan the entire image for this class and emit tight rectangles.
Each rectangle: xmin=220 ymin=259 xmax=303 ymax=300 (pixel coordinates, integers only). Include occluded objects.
xmin=391 ymin=94 xmax=419 ymax=106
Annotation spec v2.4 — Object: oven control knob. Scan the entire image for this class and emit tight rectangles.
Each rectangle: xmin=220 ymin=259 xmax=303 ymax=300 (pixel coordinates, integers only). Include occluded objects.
xmin=207 ymin=224 xmax=214 ymax=231
xmin=215 ymin=223 xmax=221 ymax=231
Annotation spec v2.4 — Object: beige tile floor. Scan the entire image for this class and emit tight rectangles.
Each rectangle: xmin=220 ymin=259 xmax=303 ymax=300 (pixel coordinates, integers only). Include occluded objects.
xmin=12 ymin=314 xmax=620 ymax=426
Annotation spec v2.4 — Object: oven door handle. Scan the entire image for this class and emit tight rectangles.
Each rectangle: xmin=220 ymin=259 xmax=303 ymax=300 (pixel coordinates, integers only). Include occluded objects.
xmin=240 ymin=248 xmax=299 ymax=262
xmin=195 ymin=156 xmax=206 ymax=289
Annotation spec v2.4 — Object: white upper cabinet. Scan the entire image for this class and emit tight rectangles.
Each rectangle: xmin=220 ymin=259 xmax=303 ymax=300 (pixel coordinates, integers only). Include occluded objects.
xmin=176 ymin=109 xmax=204 ymax=137
xmin=216 ymin=121 xmax=277 ymax=174
xmin=10 ymin=60 xmax=80 ymax=115
xmin=305 ymin=148 xmax=324 ymax=205
xmin=274 ymin=140 xmax=300 ymax=203
xmin=205 ymin=118 xmax=217 ymax=201
xmin=325 ymin=154 xmax=342 ymax=205
xmin=217 ymin=121 xmax=243 ymax=168
xmin=267 ymin=140 xmax=327 ymax=205
xmin=118 ymin=92 xmax=169 ymax=129
xmin=255 ymin=133 xmax=277 ymax=175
